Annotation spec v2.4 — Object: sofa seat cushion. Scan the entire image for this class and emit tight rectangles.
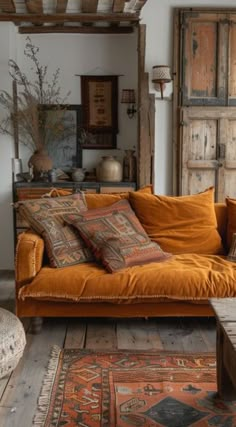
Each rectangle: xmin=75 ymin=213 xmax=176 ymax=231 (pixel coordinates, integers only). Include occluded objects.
xmin=18 ymin=254 xmax=236 ymax=303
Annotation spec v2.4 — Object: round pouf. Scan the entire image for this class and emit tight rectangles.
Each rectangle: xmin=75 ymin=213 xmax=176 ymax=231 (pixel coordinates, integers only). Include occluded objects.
xmin=0 ymin=308 xmax=26 ymax=379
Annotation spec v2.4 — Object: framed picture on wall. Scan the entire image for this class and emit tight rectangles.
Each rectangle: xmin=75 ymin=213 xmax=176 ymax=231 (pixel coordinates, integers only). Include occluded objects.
xmin=80 ymin=75 xmax=118 ymax=148
xmin=41 ymin=104 xmax=82 ymax=170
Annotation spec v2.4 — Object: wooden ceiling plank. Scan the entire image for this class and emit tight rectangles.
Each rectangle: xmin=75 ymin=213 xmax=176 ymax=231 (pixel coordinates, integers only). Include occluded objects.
xmin=0 ymin=0 xmax=15 ymax=12
xmin=81 ymin=0 xmax=98 ymax=13
xmin=25 ymin=0 xmax=43 ymax=14
xmin=56 ymin=0 xmax=68 ymax=13
xmin=0 ymin=12 xmax=139 ymax=23
xmin=19 ymin=25 xmax=133 ymax=34
xmin=112 ymin=0 xmax=125 ymax=13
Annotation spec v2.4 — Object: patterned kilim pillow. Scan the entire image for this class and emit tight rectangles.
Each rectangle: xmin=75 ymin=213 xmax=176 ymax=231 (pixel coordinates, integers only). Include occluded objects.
xmin=64 ymin=199 xmax=171 ymax=273
xmin=17 ymin=193 xmax=93 ymax=267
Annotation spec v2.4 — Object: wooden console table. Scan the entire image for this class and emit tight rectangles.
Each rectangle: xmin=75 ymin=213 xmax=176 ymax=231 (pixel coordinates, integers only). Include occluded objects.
xmin=210 ymin=298 xmax=236 ymax=400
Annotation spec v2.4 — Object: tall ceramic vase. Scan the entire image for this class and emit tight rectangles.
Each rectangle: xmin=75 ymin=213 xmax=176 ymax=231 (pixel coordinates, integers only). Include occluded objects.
xmin=96 ymin=156 xmax=122 ymax=182
xmin=28 ymin=148 xmax=53 ymax=181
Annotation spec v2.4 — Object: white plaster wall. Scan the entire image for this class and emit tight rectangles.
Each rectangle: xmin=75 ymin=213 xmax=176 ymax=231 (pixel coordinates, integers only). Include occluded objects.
xmin=141 ymin=0 xmax=236 ymax=195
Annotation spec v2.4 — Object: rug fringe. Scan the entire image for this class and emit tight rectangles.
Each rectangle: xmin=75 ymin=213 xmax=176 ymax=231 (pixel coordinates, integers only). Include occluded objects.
xmin=33 ymin=345 xmax=61 ymax=427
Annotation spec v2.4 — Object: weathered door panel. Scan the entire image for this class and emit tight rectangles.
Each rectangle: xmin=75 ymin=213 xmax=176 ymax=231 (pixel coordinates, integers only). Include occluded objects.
xmin=181 ymin=107 xmax=236 ymax=201
xmin=181 ymin=109 xmax=218 ymax=195
xmin=182 ymin=12 xmax=228 ymax=106
xmin=229 ymin=16 xmax=236 ymax=105
xmin=224 ymin=119 xmax=236 ymax=198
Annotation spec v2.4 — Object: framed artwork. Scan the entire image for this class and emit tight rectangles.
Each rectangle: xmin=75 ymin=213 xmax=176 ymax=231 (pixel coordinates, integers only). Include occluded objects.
xmin=80 ymin=75 xmax=118 ymax=149
xmin=41 ymin=104 xmax=82 ymax=171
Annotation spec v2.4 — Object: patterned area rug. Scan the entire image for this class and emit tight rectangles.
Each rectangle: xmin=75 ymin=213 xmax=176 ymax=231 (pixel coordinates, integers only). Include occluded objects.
xmin=33 ymin=348 xmax=236 ymax=427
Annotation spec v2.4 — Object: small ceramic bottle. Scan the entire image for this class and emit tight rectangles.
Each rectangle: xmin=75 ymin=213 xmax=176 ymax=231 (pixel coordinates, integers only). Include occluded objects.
xmin=123 ymin=150 xmax=137 ymax=182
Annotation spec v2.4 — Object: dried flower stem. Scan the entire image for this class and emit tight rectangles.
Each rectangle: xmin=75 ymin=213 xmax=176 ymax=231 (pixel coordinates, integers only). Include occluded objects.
xmin=0 ymin=37 xmax=73 ymax=153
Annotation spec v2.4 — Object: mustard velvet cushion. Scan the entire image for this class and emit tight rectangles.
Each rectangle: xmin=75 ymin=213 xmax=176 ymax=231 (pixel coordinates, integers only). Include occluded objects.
xmin=18 ymin=254 xmax=236 ymax=304
xmin=129 ymin=187 xmax=223 ymax=255
xmin=85 ymin=193 xmax=129 ymax=210
xmin=85 ymin=185 xmax=153 ymax=210
xmin=64 ymin=199 xmax=171 ymax=273
xmin=17 ymin=194 xmax=93 ymax=267
xmin=226 ymin=197 xmax=236 ymax=250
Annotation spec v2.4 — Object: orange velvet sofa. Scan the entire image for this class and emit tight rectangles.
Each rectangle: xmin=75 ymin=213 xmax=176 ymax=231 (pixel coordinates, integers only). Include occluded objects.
xmin=14 ymin=189 xmax=236 ymax=322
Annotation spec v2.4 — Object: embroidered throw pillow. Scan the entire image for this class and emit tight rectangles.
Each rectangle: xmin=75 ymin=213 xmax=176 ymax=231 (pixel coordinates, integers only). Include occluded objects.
xmin=129 ymin=187 xmax=223 ymax=255
xmin=64 ymin=199 xmax=171 ymax=273
xmin=17 ymin=193 xmax=93 ymax=267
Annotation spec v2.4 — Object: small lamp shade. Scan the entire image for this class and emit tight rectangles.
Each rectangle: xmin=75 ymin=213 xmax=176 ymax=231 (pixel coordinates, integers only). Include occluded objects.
xmin=121 ymin=89 xmax=136 ymax=104
xmin=152 ymin=66 xmax=172 ymax=99
xmin=152 ymin=65 xmax=172 ymax=83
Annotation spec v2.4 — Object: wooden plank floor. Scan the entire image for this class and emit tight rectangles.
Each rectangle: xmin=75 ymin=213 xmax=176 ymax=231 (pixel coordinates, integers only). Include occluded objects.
xmin=0 ymin=271 xmax=217 ymax=427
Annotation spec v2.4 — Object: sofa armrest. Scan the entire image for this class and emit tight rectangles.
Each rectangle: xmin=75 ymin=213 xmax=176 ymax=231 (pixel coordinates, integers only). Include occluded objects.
xmin=15 ymin=231 xmax=44 ymax=285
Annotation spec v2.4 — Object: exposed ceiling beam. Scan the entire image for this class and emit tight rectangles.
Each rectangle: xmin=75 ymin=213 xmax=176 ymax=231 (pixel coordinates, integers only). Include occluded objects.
xmin=81 ymin=0 xmax=98 ymax=13
xmin=0 ymin=12 xmax=139 ymax=23
xmin=25 ymin=0 xmax=43 ymax=14
xmin=56 ymin=0 xmax=68 ymax=13
xmin=19 ymin=25 xmax=133 ymax=34
xmin=112 ymin=0 xmax=125 ymax=13
xmin=0 ymin=0 xmax=15 ymax=12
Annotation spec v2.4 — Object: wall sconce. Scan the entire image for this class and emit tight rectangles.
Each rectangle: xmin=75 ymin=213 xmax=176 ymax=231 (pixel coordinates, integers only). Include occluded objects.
xmin=152 ymin=65 xmax=172 ymax=99
xmin=121 ymin=89 xmax=137 ymax=118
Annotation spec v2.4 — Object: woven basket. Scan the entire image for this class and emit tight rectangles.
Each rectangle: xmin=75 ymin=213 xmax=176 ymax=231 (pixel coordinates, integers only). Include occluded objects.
xmin=0 ymin=308 xmax=26 ymax=379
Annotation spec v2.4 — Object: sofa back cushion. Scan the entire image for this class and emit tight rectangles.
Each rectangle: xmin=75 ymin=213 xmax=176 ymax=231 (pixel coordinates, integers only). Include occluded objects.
xmin=64 ymin=199 xmax=171 ymax=273
xmin=85 ymin=185 xmax=153 ymax=209
xmin=129 ymin=187 xmax=224 ymax=255
xmin=214 ymin=203 xmax=227 ymax=248
xmin=85 ymin=193 xmax=129 ymax=209
xmin=226 ymin=197 xmax=236 ymax=249
xmin=17 ymin=193 xmax=93 ymax=267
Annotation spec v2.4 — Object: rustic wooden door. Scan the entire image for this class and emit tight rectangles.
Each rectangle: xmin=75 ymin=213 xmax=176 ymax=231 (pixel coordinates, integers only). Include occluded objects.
xmin=174 ymin=8 xmax=236 ymax=199
xmin=181 ymin=107 xmax=236 ymax=201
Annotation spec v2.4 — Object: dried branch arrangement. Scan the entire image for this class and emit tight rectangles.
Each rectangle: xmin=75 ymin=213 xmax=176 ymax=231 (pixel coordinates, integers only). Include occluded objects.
xmin=0 ymin=37 xmax=73 ymax=153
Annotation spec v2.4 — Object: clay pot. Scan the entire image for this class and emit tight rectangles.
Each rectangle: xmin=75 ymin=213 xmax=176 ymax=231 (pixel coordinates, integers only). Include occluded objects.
xmin=96 ymin=156 xmax=123 ymax=182
xmin=28 ymin=148 xmax=53 ymax=181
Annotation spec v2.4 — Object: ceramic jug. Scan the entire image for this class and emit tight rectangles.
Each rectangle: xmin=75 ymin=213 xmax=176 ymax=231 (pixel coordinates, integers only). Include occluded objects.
xmin=96 ymin=156 xmax=122 ymax=182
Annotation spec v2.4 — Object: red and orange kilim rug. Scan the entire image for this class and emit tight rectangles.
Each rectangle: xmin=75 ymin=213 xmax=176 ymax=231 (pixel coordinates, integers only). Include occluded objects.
xmin=33 ymin=348 xmax=236 ymax=427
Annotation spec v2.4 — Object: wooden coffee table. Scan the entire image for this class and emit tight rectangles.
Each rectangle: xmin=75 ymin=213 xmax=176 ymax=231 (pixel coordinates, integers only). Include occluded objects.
xmin=210 ymin=298 xmax=236 ymax=400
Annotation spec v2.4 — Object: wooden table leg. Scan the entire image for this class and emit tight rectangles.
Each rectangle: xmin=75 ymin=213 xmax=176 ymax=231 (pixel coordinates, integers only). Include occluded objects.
xmin=216 ymin=322 xmax=236 ymax=400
